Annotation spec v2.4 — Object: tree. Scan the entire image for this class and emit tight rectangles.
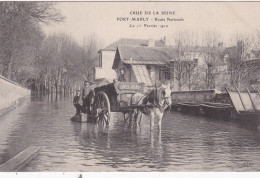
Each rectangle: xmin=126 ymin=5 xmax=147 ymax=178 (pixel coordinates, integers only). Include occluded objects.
xmin=169 ymin=31 xmax=200 ymax=91
xmin=184 ymin=60 xmax=199 ymax=90
xmin=37 ymin=33 xmax=80 ymax=94
xmin=227 ymin=34 xmax=258 ymax=90
xmin=36 ymin=33 xmax=102 ymax=95
xmin=200 ymin=31 xmax=226 ymax=89
xmin=0 ymin=2 xmax=64 ymax=81
xmin=79 ymin=34 xmax=102 ymax=81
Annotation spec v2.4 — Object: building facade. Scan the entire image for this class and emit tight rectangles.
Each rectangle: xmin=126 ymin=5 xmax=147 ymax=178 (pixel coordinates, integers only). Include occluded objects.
xmin=92 ymin=38 xmax=166 ymax=81
xmin=112 ymin=45 xmax=197 ymax=89
xmin=93 ymin=38 xmax=259 ymax=91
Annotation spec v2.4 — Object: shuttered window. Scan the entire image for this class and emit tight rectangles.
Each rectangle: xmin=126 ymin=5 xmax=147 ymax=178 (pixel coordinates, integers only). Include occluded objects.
xmin=132 ymin=65 xmax=153 ymax=86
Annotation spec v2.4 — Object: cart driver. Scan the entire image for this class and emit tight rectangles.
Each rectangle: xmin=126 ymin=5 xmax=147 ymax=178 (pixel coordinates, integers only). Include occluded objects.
xmin=118 ymin=69 xmax=126 ymax=82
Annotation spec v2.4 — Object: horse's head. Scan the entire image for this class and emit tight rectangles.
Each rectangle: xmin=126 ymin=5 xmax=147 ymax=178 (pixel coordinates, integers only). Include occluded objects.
xmin=158 ymin=83 xmax=172 ymax=109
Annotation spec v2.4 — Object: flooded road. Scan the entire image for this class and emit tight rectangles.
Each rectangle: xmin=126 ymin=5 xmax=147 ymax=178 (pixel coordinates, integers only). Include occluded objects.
xmin=0 ymin=94 xmax=259 ymax=171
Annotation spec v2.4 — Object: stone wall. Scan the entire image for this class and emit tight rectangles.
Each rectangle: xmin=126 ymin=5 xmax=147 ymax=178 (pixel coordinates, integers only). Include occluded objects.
xmin=0 ymin=75 xmax=31 ymax=116
xmin=171 ymin=89 xmax=219 ymax=104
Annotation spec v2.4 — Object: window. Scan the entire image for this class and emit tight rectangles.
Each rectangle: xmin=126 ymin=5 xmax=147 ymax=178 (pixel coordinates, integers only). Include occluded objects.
xmin=132 ymin=65 xmax=153 ymax=86
xmin=146 ymin=65 xmax=151 ymax=78
xmin=165 ymin=70 xmax=170 ymax=80
xmin=99 ymin=53 xmax=102 ymax=67
xmin=159 ymin=68 xmax=162 ymax=81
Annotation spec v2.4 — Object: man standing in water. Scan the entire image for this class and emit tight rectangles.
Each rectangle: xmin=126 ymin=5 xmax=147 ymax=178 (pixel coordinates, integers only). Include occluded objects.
xmin=73 ymin=90 xmax=82 ymax=115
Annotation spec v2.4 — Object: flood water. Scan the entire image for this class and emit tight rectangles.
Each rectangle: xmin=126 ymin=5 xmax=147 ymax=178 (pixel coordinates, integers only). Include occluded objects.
xmin=0 ymin=94 xmax=259 ymax=171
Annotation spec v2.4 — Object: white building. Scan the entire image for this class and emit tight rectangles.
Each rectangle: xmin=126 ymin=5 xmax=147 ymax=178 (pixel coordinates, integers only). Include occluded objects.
xmin=92 ymin=38 xmax=165 ymax=81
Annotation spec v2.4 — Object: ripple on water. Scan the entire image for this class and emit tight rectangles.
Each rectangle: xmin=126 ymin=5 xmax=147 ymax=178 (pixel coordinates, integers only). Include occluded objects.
xmin=0 ymin=96 xmax=259 ymax=171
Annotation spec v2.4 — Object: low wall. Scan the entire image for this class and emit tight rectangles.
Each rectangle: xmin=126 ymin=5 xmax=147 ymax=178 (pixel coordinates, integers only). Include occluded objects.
xmin=171 ymin=89 xmax=219 ymax=104
xmin=0 ymin=75 xmax=31 ymax=116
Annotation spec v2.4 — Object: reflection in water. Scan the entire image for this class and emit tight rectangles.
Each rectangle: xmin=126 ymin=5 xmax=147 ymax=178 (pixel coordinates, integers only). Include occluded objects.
xmin=0 ymin=94 xmax=259 ymax=171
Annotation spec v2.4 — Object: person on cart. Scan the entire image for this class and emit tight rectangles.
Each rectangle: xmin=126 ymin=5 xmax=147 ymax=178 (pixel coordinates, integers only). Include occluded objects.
xmin=118 ymin=69 xmax=126 ymax=82
xmin=73 ymin=90 xmax=83 ymax=115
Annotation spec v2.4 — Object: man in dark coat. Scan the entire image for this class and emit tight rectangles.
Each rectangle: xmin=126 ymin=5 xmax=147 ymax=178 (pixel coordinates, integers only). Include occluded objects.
xmin=73 ymin=90 xmax=82 ymax=115
xmin=83 ymin=89 xmax=95 ymax=114
xmin=118 ymin=69 xmax=126 ymax=82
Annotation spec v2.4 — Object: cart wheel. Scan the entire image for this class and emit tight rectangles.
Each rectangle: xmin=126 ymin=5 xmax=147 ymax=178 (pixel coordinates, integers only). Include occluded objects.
xmin=94 ymin=91 xmax=111 ymax=125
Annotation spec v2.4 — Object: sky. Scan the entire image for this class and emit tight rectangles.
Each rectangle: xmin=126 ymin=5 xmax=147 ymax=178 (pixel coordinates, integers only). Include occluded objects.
xmin=42 ymin=2 xmax=260 ymax=48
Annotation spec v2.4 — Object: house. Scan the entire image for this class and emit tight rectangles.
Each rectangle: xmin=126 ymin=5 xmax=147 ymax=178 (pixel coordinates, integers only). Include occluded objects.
xmin=217 ymin=42 xmax=260 ymax=90
xmin=112 ymin=44 xmax=190 ymax=88
xmin=95 ymin=37 xmax=251 ymax=91
xmin=92 ymin=38 xmax=166 ymax=81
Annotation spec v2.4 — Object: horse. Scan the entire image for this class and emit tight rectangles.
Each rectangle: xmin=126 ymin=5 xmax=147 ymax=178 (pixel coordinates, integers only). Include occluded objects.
xmin=130 ymin=83 xmax=172 ymax=130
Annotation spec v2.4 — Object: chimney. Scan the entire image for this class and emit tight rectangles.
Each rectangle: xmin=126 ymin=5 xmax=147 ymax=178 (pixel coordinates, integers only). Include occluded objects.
xmin=163 ymin=36 xmax=169 ymax=47
xmin=237 ymin=40 xmax=243 ymax=47
xmin=148 ymin=39 xmax=155 ymax=47
xmin=218 ymin=42 xmax=223 ymax=47
xmin=130 ymin=57 xmax=133 ymax=63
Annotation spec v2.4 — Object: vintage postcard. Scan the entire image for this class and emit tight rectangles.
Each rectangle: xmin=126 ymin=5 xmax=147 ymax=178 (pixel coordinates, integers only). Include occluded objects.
xmin=0 ymin=1 xmax=259 ymax=177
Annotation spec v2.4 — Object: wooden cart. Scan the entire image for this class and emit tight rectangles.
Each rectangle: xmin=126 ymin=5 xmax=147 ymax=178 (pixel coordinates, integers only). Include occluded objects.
xmin=86 ymin=79 xmax=146 ymax=124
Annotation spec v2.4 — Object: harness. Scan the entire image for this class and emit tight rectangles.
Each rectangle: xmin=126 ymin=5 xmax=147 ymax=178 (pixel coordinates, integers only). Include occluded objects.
xmin=150 ymin=87 xmax=170 ymax=113
xmin=153 ymin=98 xmax=170 ymax=112
xmin=131 ymin=87 xmax=170 ymax=114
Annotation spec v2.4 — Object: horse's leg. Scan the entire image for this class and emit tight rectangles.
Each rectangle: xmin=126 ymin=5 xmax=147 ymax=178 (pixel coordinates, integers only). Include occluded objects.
xmin=138 ymin=112 xmax=143 ymax=125
xmin=129 ymin=109 xmax=134 ymax=126
xmin=150 ymin=112 xmax=154 ymax=131
xmin=128 ymin=109 xmax=134 ymax=127
xmin=123 ymin=112 xmax=128 ymax=124
xmin=150 ymin=130 xmax=154 ymax=148
xmin=134 ymin=109 xmax=140 ymax=127
xmin=134 ymin=109 xmax=142 ymax=126
xmin=133 ymin=109 xmax=140 ymax=127
xmin=155 ymin=110 xmax=163 ymax=145
xmin=158 ymin=128 xmax=162 ymax=145
xmin=158 ymin=111 xmax=163 ymax=131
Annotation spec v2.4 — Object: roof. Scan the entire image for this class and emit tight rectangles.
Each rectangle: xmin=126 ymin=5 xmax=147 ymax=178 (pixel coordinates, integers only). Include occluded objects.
xmin=222 ymin=46 xmax=239 ymax=56
xmin=252 ymin=50 xmax=260 ymax=58
xmin=222 ymin=46 xmax=260 ymax=61
xmin=102 ymin=38 xmax=165 ymax=51
xmin=112 ymin=45 xmax=178 ymax=69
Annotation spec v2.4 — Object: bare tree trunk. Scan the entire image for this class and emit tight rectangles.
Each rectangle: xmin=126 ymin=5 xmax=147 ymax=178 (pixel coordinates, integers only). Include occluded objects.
xmin=6 ymin=55 xmax=14 ymax=79
xmin=6 ymin=23 xmax=17 ymax=79
xmin=47 ymin=77 xmax=50 ymax=94
xmin=178 ymin=79 xmax=182 ymax=91
xmin=55 ymin=82 xmax=58 ymax=96
xmin=188 ymin=74 xmax=191 ymax=91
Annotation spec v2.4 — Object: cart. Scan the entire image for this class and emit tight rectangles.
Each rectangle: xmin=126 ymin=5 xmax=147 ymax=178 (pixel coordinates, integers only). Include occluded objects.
xmin=86 ymin=79 xmax=146 ymax=125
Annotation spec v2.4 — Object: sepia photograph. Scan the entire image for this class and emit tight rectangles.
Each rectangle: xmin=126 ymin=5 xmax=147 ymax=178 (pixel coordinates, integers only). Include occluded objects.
xmin=0 ymin=0 xmax=259 ymax=176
